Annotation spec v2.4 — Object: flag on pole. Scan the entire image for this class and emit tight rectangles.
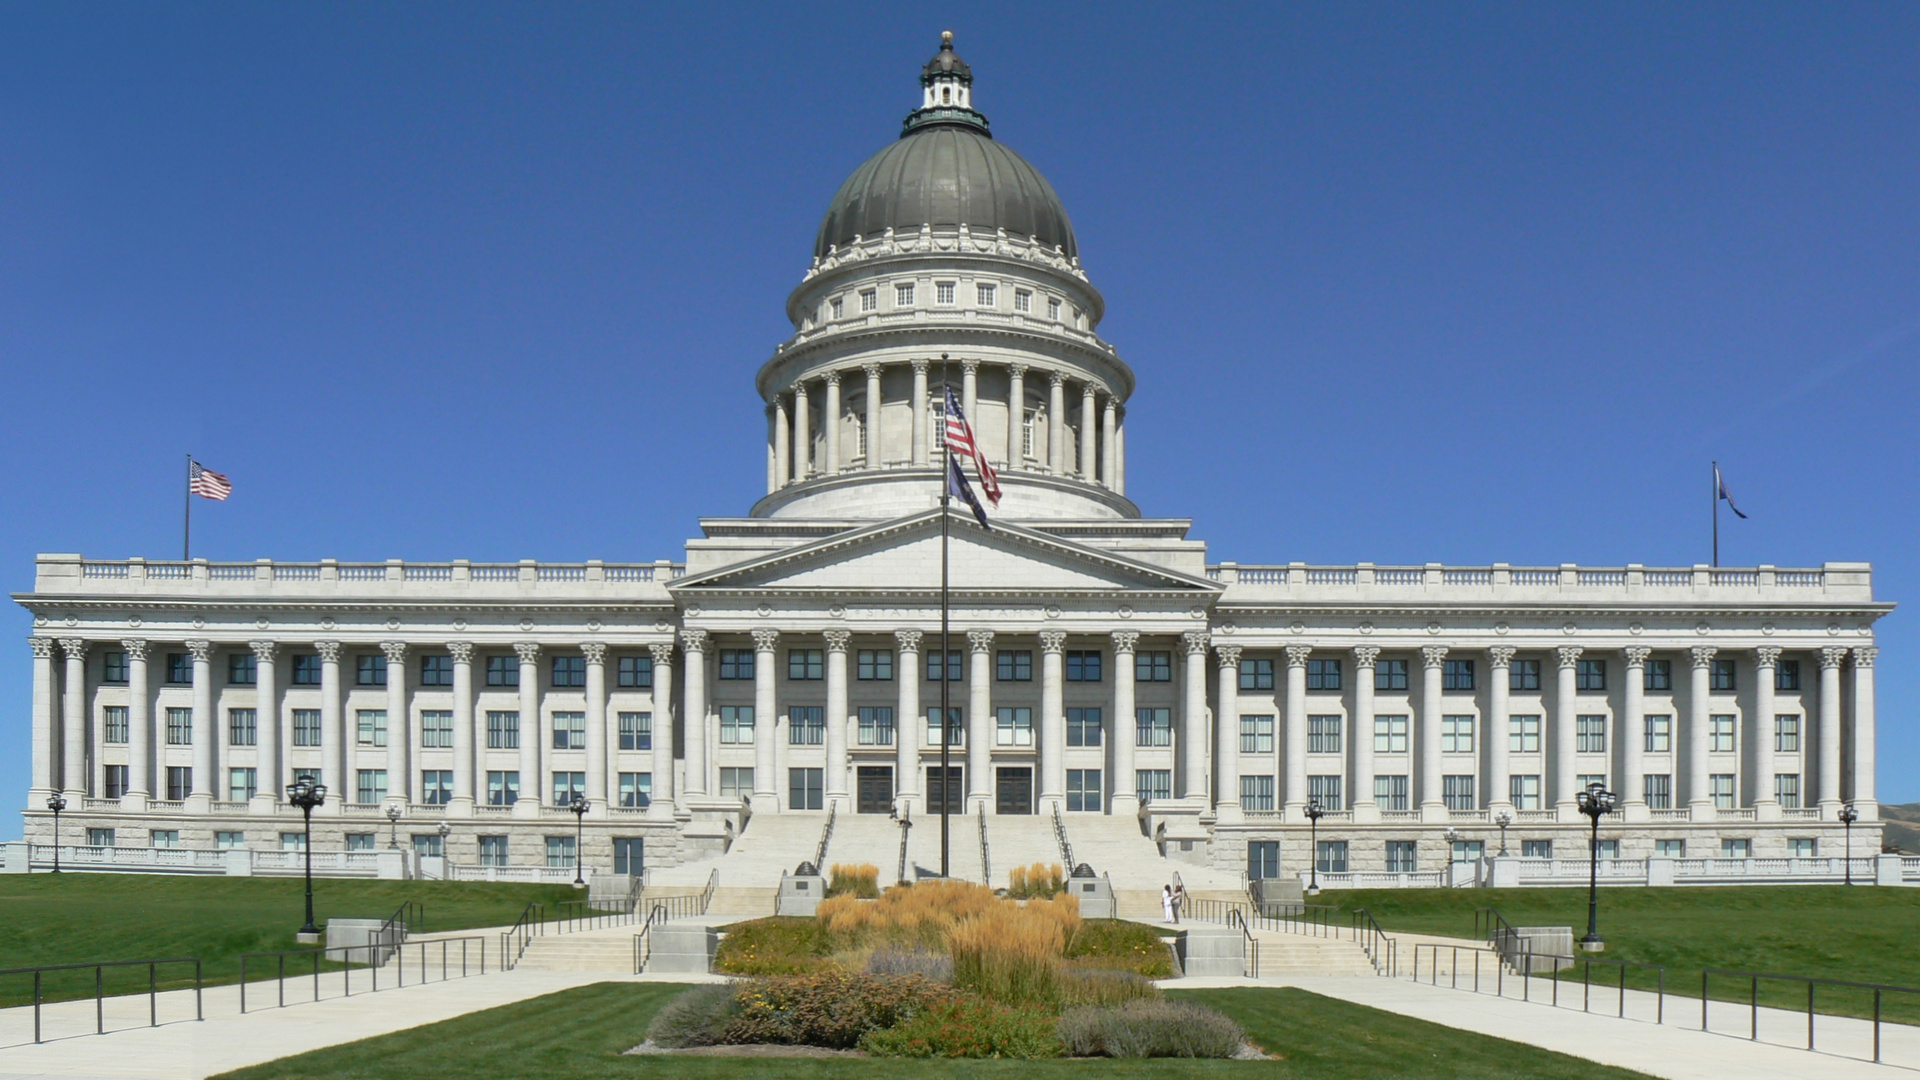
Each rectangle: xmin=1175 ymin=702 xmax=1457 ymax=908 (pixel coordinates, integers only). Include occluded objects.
xmin=943 ymin=386 xmax=1001 ymax=506
xmin=1714 ymin=464 xmax=1746 ymax=519
xmin=947 ymin=456 xmax=991 ymax=529
xmin=189 ymin=460 xmax=233 ymax=501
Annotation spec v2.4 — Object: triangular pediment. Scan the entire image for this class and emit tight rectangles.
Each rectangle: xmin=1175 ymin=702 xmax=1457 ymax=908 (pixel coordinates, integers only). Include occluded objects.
xmin=671 ymin=510 xmax=1218 ymax=595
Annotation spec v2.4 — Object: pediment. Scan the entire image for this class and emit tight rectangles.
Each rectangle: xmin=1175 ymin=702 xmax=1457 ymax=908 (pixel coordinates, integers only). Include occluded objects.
xmin=671 ymin=510 xmax=1218 ymax=595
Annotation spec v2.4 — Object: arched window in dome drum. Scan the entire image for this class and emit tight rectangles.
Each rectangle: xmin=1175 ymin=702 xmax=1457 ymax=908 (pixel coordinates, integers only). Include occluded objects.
xmin=848 ymin=402 xmax=867 ymax=464
xmin=1023 ymin=406 xmax=1043 ymax=462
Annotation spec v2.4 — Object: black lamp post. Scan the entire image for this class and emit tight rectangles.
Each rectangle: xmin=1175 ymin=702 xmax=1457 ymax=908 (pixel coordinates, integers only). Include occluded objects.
xmin=45 ymin=793 xmax=67 ymax=873
xmin=1840 ymin=802 xmax=1859 ymax=886
xmin=384 ymin=804 xmax=402 ymax=849
xmin=286 ymin=777 xmax=327 ymax=939
xmin=436 ymin=820 xmax=451 ymax=861
xmin=1303 ymin=799 xmax=1325 ymax=896
xmin=1575 ymin=782 xmax=1617 ymax=952
xmin=570 ymin=793 xmax=589 ymax=889
xmin=1494 ymin=808 xmax=1513 ymax=856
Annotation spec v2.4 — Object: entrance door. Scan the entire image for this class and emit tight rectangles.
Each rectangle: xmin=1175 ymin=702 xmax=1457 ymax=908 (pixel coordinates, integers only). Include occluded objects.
xmin=995 ymin=767 xmax=1033 ymax=815
xmin=612 ymin=837 xmax=644 ymax=876
xmin=856 ymin=766 xmax=894 ymax=814
xmin=926 ymin=766 xmax=963 ymax=813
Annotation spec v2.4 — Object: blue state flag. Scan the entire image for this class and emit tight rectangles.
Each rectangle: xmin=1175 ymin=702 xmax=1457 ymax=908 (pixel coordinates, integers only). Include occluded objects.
xmin=948 ymin=456 xmax=991 ymax=530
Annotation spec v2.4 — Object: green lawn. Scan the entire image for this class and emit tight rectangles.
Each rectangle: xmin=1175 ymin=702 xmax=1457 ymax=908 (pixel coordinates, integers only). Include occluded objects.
xmin=0 ymin=873 xmax=580 ymax=1005
xmin=211 ymin=982 xmax=1655 ymax=1079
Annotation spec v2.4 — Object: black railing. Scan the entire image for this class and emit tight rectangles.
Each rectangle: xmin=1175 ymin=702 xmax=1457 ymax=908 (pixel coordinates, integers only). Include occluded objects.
xmin=632 ymin=905 xmax=669 ymax=974
xmin=0 ymin=958 xmax=202 ymax=1043
xmin=378 ymin=900 xmax=424 ymax=948
xmin=1413 ymin=943 xmax=1665 ymax=1024
xmin=555 ymin=898 xmax=636 ymax=934
xmin=814 ymin=804 xmax=836 ymax=871
xmin=897 ymin=815 xmax=911 ymax=885
xmin=1351 ymin=908 xmax=1396 ymax=976
xmin=978 ymin=804 xmax=990 ymax=885
xmin=649 ymin=870 xmax=719 ymax=921
xmin=1051 ymin=804 xmax=1075 ymax=870
xmin=500 ymin=901 xmax=546 ymax=969
xmin=238 ymin=937 xmax=485 ymax=1014
xmin=1226 ymin=909 xmax=1260 ymax=979
xmin=1702 ymin=969 xmax=1920 ymax=1065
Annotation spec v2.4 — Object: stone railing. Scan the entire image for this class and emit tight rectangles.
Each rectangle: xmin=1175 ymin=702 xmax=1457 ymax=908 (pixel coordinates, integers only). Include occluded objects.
xmin=38 ymin=556 xmax=685 ymax=596
xmin=4 ymin=843 xmax=402 ymax=879
xmin=1204 ymin=561 xmax=1872 ymax=602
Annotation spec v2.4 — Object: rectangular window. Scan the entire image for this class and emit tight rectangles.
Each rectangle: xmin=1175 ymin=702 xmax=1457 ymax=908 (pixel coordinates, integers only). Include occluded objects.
xmin=293 ymin=709 xmax=322 ymax=747
xmin=1441 ymin=715 xmax=1474 ymax=754
xmin=1644 ymin=773 xmax=1672 ymax=810
xmin=1592 ymin=838 xmax=1619 ymax=860
xmin=356 ymin=710 xmax=388 ymax=748
xmin=1135 ymin=650 xmax=1173 ymax=682
xmin=1709 ymin=714 xmax=1736 ymax=753
xmin=829 ymin=296 xmax=844 ymax=320
xmin=228 ymin=767 xmax=257 ymax=802
xmin=1643 ymin=659 xmax=1672 ymax=692
xmin=859 ymin=288 xmax=877 ymax=312
xmin=1385 ymin=840 xmax=1418 ymax=874
xmin=853 ymin=649 xmax=894 ymax=681
xmin=619 ymin=712 xmax=652 ymax=751
xmin=927 ymin=707 xmax=963 ymax=747
xmin=290 ymin=653 xmax=322 ymax=686
xmin=975 ymin=282 xmax=995 ymax=306
xmin=1239 ymin=775 xmax=1275 ymax=812
xmin=228 ymin=708 xmax=257 ymax=747
xmin=1721 ymin=837 xmax=1751 ymax=859
xmin=164 ymin=707 xmax=192 ymax=746
xmin=1775 ymin=773 xmax=1801 ymax=809
xmin=719 ymin=706 xmax=754 ymax=745
xmin=478 ymin=835 xmax=510 ymax=867
xmin=925 ymin=649 xmax=963 ymax=682
xmin=1509 ymin=659 xmax=1541 ymax=692
xmin=1775 ymin=659 xmax=1802 ymax=692
xmin=103 ymin=706 xmax=129 ymax=744
xmin=1522 ymin=839 xmax=1554 ymax=858
xmin=487 ymin=711 xmax=520 ymax=750
xmin=421 ymin=770 xmax=453 ymax=805
xmin=1578 ymin=773 xmax=1607 ymax=791
xmin=789 ymin=767 xmax=824 ymax=810
xmin=1240 ymin=714 xmax=1275 ymax=755
xmin=1709 ymin=773 xmax=1735 ymax=810
xmin=929 ymin=280 xmax=953 ymax=304
xmin=1316 ymin=840 xmax=1349 ymax=874
xmin=1136 ymin=769 xmax=1173 ymax=804
xmin=1373 ymin=715 xmax=1409 ymax=754
xmin=1774 ymin=714 xmax=1799 ymax=752
xmin=104 ymin=765 xmax=128 ymax=799
xmin=1443 ymin=659 xmax=1475 ymax=691
xmin=356 ymin=654 xmax=387 ymax=687
xmin=279 ymin=832 xmax=307 ymax=852
xmin=1047 ymin=296 xmax=1062 ymax=320
xmin=1373 ymin=774 xmax=1410 ymax=811
xmin=151 ymin=829 xmax=180 ymax=849
xmin=165 ymin=653 xmax=192 ymax=685
xmin=1307 ymin=658 xmax=1342 ymax=691
xmin=1014 ymin=288 xmax=1032 ymax=313
xmin=1308 ymin=715 xmax=1342 ymax=754
xmin=1248 ymin=840 xmax=1280 ymax=880
xmin=486 ymin=770 xmax=519 ymax=806
xmin=1576 ymin=715 xmax=1606 ymax=754
xmin=787 ymin=649 xmax=824 ymax=681
xmin=1067 ymin=707 xmax=1103 ymax=747
xmin=546 ymin=836 xmax=577 ymax=869
xmin=551 ymin=771 xmax=586 ymax=806
xmin=1710 ymin=658 xmax=1737 ymax=692
xmin=1066 ymin=650 xmax=1102 ymax=682
xmin=484 ymin=655 xmax=518 ymax=687
xmin=1654 ymin=838 xmax=1684 ymax=858
xmin=995 ymin=706 xmax=1034 ymax=747
xmin=419 ymin=654 xmax=453 ymax=687
xmin=857 ymin=706 xmax=896 ymax=746
xmin=1375 ymin=659 xmax=1409 ymax=691
xmin=1577 ymin=659 xmax=1607 ymax=692
xmin=412 ymin=833 xmax=444 ymax=858
xmin=1787 ymin=837 xmax=1815 ymax=858
xmin=1509 ymin=774 xmax=1542 ymax=810
xmin=618 ymin=772 xmax=651 ymax=808
xmin=1644 ymin=714 xmax=1672 ymax=753
xmin=789 ymin=705 xmax=825 ymax=746
xmin=1509 ymin=715 xmax=1542 ymax=753
xmin=617 ymin=655 xmax=653 ymax=688
xmin=717 ymin=649 xmax=753 ymax=681
xmin=420 ymin=710 xmax=453 ymax=749
xmin=551 ymin=656 xmax=585 ymax=688
xmin=1067 ymin=769 xmax=1103 ymax=812
xmin=1443 ymin=775 xmax=1475 ymax=811
xmin=216 ymin=830 xmax=246 ymax=851
xmin=228 ymin=653 xmax=256 ymax=686
xmin=1238 ymin=658 xmax=1275 ymax=691
xmin=996 ymin=650 xmax=1033 ymax=681
xmin=1308 ymin=774 xmax=1344 ymax=811
xmin=896 ymin=282 xmax=916 ymax=306
xmin=355 ymin=769 xmax=388 ymax=805
xmin=551 ymin=712 xmax=586 ymax=750
xmin=102 ymin=651 xmax=129 ymax=683
xmin=1136 ymin=707 xmax=1173 ymax=747
xmin=719 ymin=767 xmax=753 ymax=800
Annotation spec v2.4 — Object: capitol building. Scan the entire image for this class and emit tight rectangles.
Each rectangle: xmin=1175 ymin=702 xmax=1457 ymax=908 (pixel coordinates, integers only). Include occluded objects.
xmin=15 ymin=35 xmax=1890 ymax=891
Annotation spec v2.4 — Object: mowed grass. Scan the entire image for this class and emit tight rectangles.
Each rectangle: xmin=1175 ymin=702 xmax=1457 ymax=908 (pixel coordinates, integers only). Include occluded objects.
xmin=0 ymin=873 xmax=578 ymax=1005
xmin=211 ymin=982 xmax=1657 ymax=1080
xmin=1317 ymin=885 xmax=1920 ymax=1019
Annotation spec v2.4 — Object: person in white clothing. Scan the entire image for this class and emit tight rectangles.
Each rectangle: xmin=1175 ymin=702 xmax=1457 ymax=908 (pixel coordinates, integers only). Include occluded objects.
xmin=1162 ymin=884 xmax=1178 ymax=924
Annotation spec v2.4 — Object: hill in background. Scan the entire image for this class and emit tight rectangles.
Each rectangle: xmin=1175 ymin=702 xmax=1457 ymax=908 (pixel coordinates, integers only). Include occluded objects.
xmin=1879 ymin=803 xmax=1920 ymax=854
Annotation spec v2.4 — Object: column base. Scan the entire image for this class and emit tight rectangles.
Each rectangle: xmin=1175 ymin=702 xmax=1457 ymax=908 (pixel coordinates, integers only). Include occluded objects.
xmin=1419 ymin=801 xmax=1448 ymax=823
xmin=1555 ymin=801 xmax=1580 ymax=824
xmin=646 ymin=800 xmax=676 ymax=821
xmin=511 ymin=799 xmax=540 ymax=820
xmin=1618 ymin=799 xmax=1649 ymax=824
xmin=120 ymin=792 xmax=150 ymax=813
xmin=1851 ymin=799 xmax=1879 ymax=822
xmin=1688 ymin=800 xmax=1715 ymax=822
xmin=1751 ymin=798 xmax=1781 ymax=823
xmin=1818 ymin=799 xmax=1844 ymax=821
xmin=184 ymin=793 xmax=214 ymax=815
xmin=248 ymin=794 xmax=280 ymax=816
xmin=1110 ymin=793 xmax=1140 ymax=817
xmin=444 ymin=796 xmax=476 ymax=819
xmin=750 ymin=792 xmax=782 ymax=815
xmin=1351 ymin=801 xmax=1381 ymax=825
xmin=1212 ymin=801 xmax=1242 ymax=825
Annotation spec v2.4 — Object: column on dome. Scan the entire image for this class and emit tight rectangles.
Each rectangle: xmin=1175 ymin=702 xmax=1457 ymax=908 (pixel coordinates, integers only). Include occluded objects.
xmin=1079 ymin=384 xmax=1097 ymax=481
xmin=823 ymin=374 xmax=841 ymax=475
xmin=681 ymin=631 xmax=709 ymax=797
xmin=648 ymin=643 xmax=675 ymax=817
xmin=1554 ymin=647 xmax=1582 ymax=812
xmin=961 ymin=360 xmax=979 ymax=437
xmin=1418 ymin=646 xmax=1446 ymax=813
xmin=1852 ymin=647 xmax=1877 ymax=807
xmin=29 ymin=638 xmax=56 ymax=798
xmin=1101 ymin=398 xmax=1117 ymax=488
xmin=60 ymin=639 xmax=87 ymax=795
xmin=1114 ymin=409 xmax=1126 ymax=495
xmin=1006 ymin=365 xmax=1026 ymax=470
xmin=1750 ymin=647 xmax=1779 ymax=810
xmin=449 ymin=642 xmax=475 ymax=811
xmin=863 ymin=364 xmax=883 ymax=469
xmin=752 ymin=630 xmax=780 ymax=810
xmin=1283 ymin=646 xmax=1310 ymax=811
xmin=1685 ymin=646 xmax=1715 ymax=814
xmin=318 ymin=641 xmax=344 ymax=811
xmin=1110 ymin=632 xmax=1138 ymax=813
xmin=1351 ymin=646 xmax=1378 ymax=812
xmin=766 ymin=403 xmax=779 ymax=493
xmin=1047 ymin=372 xmax=1067 ymax=474
xmin=1818 ymin=646 xmax=1846 ymax=811
xmin=824 ymin=630 xmax=851 ymax=806
xmin=774 ymin=397 xmax=791 ymax=489
xmin=382 ymin=642 xmax=410 ymax=805
xmin=1039 ymin=631 xmax=1066 ymax=809
xmin=1487 ymin=647 xmax=1515 ymax=811
xmin=911 ymin=361 xmax=930 ymax=467
xmin=1214 ymin=644 xmax=1241 ymax=821
xmin=895 ymin=630 xmax=922 ymax=810
xmin=252 ymin=641 xmax=281 ymax=810
xmin=1180 ymin=632 xmax=1209 ymax=801
xmin=966 ymin=630 xmax=993 ymax=810
xmin=793 ymin=380 xmax=812 ymax=481
xmin=188 ymin=640 xmax=214 ymax=800
xmin=514 ymin=643 xmax=541 ymax=815
xmin=583 ymin=643 xmax=608 ymax=809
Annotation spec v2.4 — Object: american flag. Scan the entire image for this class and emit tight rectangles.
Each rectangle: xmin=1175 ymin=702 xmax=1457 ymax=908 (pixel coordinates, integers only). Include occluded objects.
xmin=189 ymin=461 xmax=233 ymax=501
xmin=943 ymin=386 xmax=1001 ymax=506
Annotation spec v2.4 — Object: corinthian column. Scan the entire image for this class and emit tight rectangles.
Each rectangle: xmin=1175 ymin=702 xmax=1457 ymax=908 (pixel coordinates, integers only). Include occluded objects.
xmin=766 ymin=403 xmax=779 ymax=493
xmin=961 ymin=360 xmax=979 ymax=434
xmin=681 ymin=631 xmax=709 ymax=798
xmin=1555 ymin=646 xmax=1583 ymax=815
xmin=318 ymin=641 xmax=343 ymax=812
xmin=1101 ymin=397 xmax=1117 ymax=487
xmin=966 ymin=630 xmax=994 ymax=810
xmin=29 ymin=638 xmax=57 ymax=800
xmin=895 ymin=630 xmax=922 ymax=811
xmin=648 ymin=642 xmax=675 ymax=817
xmin=824 ymin=630 xmax=851 ymax=807
xmin=1080 ymin=383 xmax=1098 ymax=481
xmin=1351 ymin=646 xmax=1378 ymax=814
xmin=1486 ymin=647 xmax=1515 ymax=814
xmin=774 ymin=396 xmax=791 ymax=488
xmin=1818 ymin=646 xmax=1846 ymax=813
xmin=863 ymin=363 xmax=883 ymax=468
xmin=1214 ymin=644 xmax=1242 ymax=821
xmin=187 ymin=640 xmax=214 ymax=801
xmin=382 ymin=642 xmax=410 ymax=805
xmin=448 ymin=642 xmax=475 ymax=814
xmin=514 ymin=642 xmax=541 ymax=817
xmin=1750 ymin=647 xmax=1779 ymax=812
xmin=1007 ymin=365 xmax=1027 ymax=469
xmin=251 ymin=641 xmax=280 ymax=812
xmin=793 ymin=380 xmax=812 ymax=481
xmin=823 ymin=373 xmax=842 ymax=475
xmin=583 ymin=642 xmax=608 ymax=809
xmin=1284 ymin=645 xmax=1310 ymax=812
xmin=1181 ymin=631 xmax=1210 ymax=802
xmin=1419 ymin=645 xmax=1446 ymax=814
xmin=752 ymin=630 xmax=780 ymax=811
xmin=911 ymin=360 xmax=930 ymax=466
xmin=1686 ymin=646 xmax=1715 ymax=816
xmin=1617 ymin=648 xmax=1648 ymax=811
xmin=1039 ymin=631 xmax=1067 ymax=810
xmin=1853 ymin=647 xmax=1878 ymax=809
xmin=60 ymin=639 xmax=87 ymax=796
xmin=1110 ymin=632 xmax=1139 ymax=814
xmin=1047 ymin=372 xmax=1067 ymax=474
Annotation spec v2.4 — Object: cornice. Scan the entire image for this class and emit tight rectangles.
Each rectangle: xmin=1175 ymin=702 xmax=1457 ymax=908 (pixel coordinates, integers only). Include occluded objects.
xmin=1213 ymin=601 xmax=1894 ymax=621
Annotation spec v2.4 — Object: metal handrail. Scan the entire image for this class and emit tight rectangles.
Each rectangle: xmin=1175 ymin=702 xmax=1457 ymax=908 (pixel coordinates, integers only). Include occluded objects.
xmin=1351 ymin=908 xmax=1397 ymax=976
xmin=239 ymin=937 xmax=485 ymax=1014
xmin=1227 ymin=909 xmax=1260 ymax=979
xmin=897 ymin=815 xmax=911 ymax=885
xmin=0 ymin=957 xmax=202 ymax=1043
xmin=500 ymin=901 xmax=545 ymax=969
xmin=376 ymin=900 xmax=423 ymax=953
xmin=978 ymin=804 xmax=990 ymax=885
xmin=813 ymin=804 xmax=836 ymax=870
xmin=555 ymin=898 xmax=637 ymax=934
xmin=1412 ymin=943 xmax=1664 ymax=1025
xmin=632 ymin=906 xmax=669 ymax=974
xmin=1702 ymin=967 xmax=1920 ymax=1063
xmin=1051 ymin=803 xmax=1075 ymax=870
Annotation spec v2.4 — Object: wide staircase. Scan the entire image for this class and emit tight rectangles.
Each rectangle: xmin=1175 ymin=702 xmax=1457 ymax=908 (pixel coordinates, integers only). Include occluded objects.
xmin=1247 ymin=931 xmax=1379 ymax=977
xmin=1056 ymin=814 xmax=1249 ymax=919
xmin=513 ymin=925 xmax=641 ymax=973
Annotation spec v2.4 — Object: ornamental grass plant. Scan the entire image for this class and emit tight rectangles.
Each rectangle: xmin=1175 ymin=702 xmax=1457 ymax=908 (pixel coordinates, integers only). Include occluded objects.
xmin=946 ymin=901 xmax=1069 ymax=1008
xmin=818 ymin=879 xmax=999 ymax=948
xmin=1006 ymin=862 xmax=1066 ymax=899
xmin=827 ymin=862 xmax=881 ymax=898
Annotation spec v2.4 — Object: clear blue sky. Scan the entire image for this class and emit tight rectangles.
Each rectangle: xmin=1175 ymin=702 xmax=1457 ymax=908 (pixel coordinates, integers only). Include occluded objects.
xmin=2 ymin=3 xmax=1914 ymax=835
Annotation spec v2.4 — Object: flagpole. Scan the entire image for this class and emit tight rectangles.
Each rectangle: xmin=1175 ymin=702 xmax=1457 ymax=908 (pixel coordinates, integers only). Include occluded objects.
xmin=1710 ymin=460 xmax=1719 ymax=568
xmin=938 ymin=354 xmax=952 ymax=880
xmin=184 ymin=454 xmax=193 ymax=561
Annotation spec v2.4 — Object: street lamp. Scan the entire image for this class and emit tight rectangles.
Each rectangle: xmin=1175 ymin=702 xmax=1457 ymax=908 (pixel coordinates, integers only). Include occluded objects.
xmin=286 ymin=777 xmax=328 ymax=941
xmin=1494 ymin=808 xmax=1513 ymax=856
xmin=45 ymin=793 xmax=67 ymax=874
xmin=1840 ymin=802 xmax=1859 ymax=886
xmin=385 ymin=804 xmax=402 ymax=850
xmin=1575 ymin=782 xmax=1617 ymax=952
xmin=570 ymin=793 xmax=589 ymax=889
xmin=1303 ymin=799 xmax=1326 ymax=896
xmin=436 ymin=820 xmax=451 ymax=860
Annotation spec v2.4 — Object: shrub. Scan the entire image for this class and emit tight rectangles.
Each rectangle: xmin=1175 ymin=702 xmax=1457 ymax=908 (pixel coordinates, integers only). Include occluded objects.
xmin=644 ymin=982 xmax=740 ymax=1048
xmin=867 ymin=943 xmax=954 ymax=981
xmin=1065 ymin=919 xmax=1176 ymax=977
xmin=819 ymin=879 xmax=999 ymax=949
xmin=1056 ymin=999 xmax=1246 ymax=1058
xmin=719 ymin=972 xmax=953 ymax=1049
xmin=1056 ymin=967 xmax=1161 ymax=1008
xmin=713 ymin=916 xmax=831 ymax=975
xmin=1026 ymin=890 xmax=1083 ymax=943
xmin=1006 ymin=862 xmax=1066 ymax=899
xmin=828 ymin=863 xmax=881 ymax=899
xmin=860 ymin=997 xmax=1064 ymax=1058
xmin=948 ymin=905 xmax=1065 ymax=1008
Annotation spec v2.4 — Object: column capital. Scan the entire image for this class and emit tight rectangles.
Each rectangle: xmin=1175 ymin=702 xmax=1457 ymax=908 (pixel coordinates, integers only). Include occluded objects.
xmin=1854 ymin=646 xmax=1878 ymax=669
xmin=1008 ymin=362 xmax=1029 ymax=379
xmin=1215 ymin=644 xmax=1242 ymax=668
xmin=314 ymin=640 xmax=341 ymax=663
xmin=1752 ymin=646 xmax=1782 ymax=669
xmin=820 ymin=370 xmax=840 ymax=389
xmin=1048 ymin=370 xmax=1068 ymax=388
xmin=59 ymin=638 xmax=88 ymax=662
xmin=823 ymin=629 xmax=852 ymax=653
xmin=381 ymin=640 xmax=408 ymax=664
xmin=1040 ymin=631 xmax=1068 ymax=654
xmin=1285 ymin=644 xmax=1312 ymax=667
xmin=1180 ymin=630 xmax=1210 ymax=656
xmin=966 ymin=629 xmax=995 ymax=654
xmin=447 ymin=641 xmax=474 ymax=663
xmin=1421 ymin=644 xmax=1449 ymax=669
xmin=680 ymin=629 xmax=710 ymax=654
xmin=1352 ymin=644 xmax=1380 ymax=667
xmin=910 ymin=358 xmax=929 ymax=375
xmin=580 ymin=641 xmax=607 ymax=665
xmin=752 ymin=628 xmax=782 ymax=652
xmin=1690 ymin=645 xmax=1718 ymax=669
xmin=1622 ymin=646 xmax=1652 ymax=667
xmin=1109 ymin=630 xmax=1138 ymax=655
xmin=250 ymin=640 xmax=279 ymax=662
xmin=961 ymin=359 xmax=979 ymax=377
xmin=1487 ymin=645 xmax=1517 ymax=668
xmin=862 ymin=362 xmax=883 ymax=379
xmin=1557 ymin=645 xmax=1584 ymax=669
xmin=892 ymin=628 xmax=922 ymax=652
xmin=186 ymin=640 xmax=212 ymax=663
xmin=1819 ymin=645 xmax=1848 ymax=670
xmin=513 ymin=641 xmax=541 ymax=664
xmin=648 ymin=641 xmax=675 ymax=666
xmin=30 ymin=636 xmax=55 ymax=659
